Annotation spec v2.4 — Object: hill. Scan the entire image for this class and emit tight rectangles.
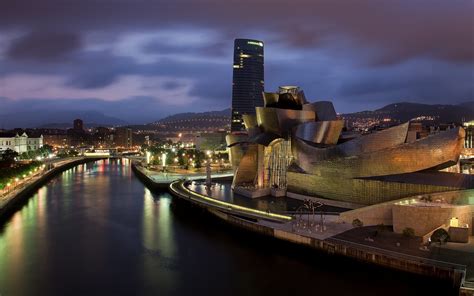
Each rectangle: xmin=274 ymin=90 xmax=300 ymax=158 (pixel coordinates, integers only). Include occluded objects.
xmin=148 ymin=108 xmax=231 ymax=131
xmin=0 ymin=110 xmax=128 ymax=129
xmin=344 ymin=101 xmax=474 ymax=123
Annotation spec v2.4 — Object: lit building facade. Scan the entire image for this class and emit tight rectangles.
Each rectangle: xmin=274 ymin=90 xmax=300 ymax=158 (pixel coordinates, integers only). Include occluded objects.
xmin=227 ymin=86 xmax=473 ymax=205
xmin=464 ymin=121 xmax=473 ymax=149
xmin=0 ymin=132 xmax=43 ymax=153
xmin=115 ymin=127 xmax=133 ymax=148
xmin=73 ymin=118 xmax=84 ymax=132
xmin=231 ymin=39 xmax=264 ymax=132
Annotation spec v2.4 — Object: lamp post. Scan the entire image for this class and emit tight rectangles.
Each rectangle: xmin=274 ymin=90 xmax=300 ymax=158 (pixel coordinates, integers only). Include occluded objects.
xmin=161 ymin=153 xmax=167 ymax=172
xmin=146 ymin=151 xmax=151 ymax=165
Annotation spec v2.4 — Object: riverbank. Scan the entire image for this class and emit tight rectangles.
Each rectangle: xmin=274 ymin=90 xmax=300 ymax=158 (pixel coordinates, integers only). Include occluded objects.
xmin=0 ymin=157 xmax=102 ymax=218
xmin=157 ymin=178 xmax=472 ymax=295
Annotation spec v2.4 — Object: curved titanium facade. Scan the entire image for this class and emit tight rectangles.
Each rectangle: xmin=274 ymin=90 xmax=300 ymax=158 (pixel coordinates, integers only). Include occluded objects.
xmin=294 ymin=120 xmax=344 ymax=145
xmin=302 ymin=101 xmax=337 ymax=121
xmin=256 ymin=107 xmax=315 ymax=138
xmin=232 ymin=144 xmax=258 ymax=187
xmin=229 ymin=86 xmax=470 ymax=204
xmin=292 ymin=122 xmax=410 ymax=170
xmin=298 ymin=127 xmax=465 ymax=178
xmin=263 ymin=92 xmax=279 ymax=107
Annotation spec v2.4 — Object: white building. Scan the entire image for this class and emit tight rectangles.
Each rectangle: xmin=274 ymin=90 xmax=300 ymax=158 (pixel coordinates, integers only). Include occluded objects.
xmin=0 ymin=132 xmax=44 ymax=154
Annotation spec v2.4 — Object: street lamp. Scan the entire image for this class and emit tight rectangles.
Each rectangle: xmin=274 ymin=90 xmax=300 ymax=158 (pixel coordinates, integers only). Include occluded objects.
xmin=161 ymin=153 xmax=167 ymax=168
xmin=146 ymin=151 xmax=151 ymax=165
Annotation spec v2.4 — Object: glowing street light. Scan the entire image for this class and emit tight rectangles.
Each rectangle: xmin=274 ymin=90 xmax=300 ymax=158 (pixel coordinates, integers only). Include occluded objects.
xmin=162 ymin=153 xmax=167 ymax=167
xmin=146 ymin=151 xmax=152 ymax=164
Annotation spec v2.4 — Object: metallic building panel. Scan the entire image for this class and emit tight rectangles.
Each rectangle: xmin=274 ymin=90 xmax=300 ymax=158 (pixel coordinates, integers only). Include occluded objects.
xmin=256 ymin=107 xmax=315 ymax=137
xmin=292 ymin=122 xmax=410 ymax=171
xmin=232 ymin=144 xmax=259 ymax=187
xmin=286 ymin=171 xmax=462 ymax=206
xmin=228 ymin=144 xmax=245 ymax=170
xmin=275 ymin=108 xmax=315 ymax=138
xmin=263 ymin=92 xmax=279 ymax=107
xmin=303 ymin=127 xmax=465 ymax=178
xmin=227 ymin=132 xmax=282 ymax=147
xmin=226 ymin=134 xmax=249 ymax=147
xmin=242 ymin=114 xmax=260 ymax=137
xmin=242 ymin=114 xmax=258 ymax=129
xmin=249 ymin=132 xmax=282 ymax=146
xmin=256 ymin=107 xmax=281 ymax=135
xmin=294 ymin=120 xmax=344 ymax=145
xmin=302 ymin=101 xmax=337 ymax=121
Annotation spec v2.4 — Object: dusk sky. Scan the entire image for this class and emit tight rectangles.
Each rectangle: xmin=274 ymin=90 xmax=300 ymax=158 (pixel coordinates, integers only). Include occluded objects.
xmin=0 ymin=0 xmax=473 ymax=125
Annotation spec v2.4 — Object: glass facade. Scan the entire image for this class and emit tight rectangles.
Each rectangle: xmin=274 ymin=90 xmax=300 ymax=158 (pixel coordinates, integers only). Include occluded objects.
xmin=465 ymin=123 xmax=473 ymax=149
xmin=231 ymin=39 xmax=264 ymax=132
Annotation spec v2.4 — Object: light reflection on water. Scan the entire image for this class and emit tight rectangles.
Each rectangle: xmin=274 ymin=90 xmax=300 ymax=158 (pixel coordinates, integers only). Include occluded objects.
xmin=0 ymin=159 xmax=456 ymax=296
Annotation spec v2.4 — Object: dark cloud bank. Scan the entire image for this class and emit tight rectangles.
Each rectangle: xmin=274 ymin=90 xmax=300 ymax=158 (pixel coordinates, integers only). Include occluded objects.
xmin=0 ymin=0 xmax=472 ymax=126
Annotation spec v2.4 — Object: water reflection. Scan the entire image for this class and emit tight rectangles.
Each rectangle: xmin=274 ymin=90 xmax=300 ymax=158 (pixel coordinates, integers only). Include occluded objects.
xmin=0 ymin=159 xmax=457 ymax=296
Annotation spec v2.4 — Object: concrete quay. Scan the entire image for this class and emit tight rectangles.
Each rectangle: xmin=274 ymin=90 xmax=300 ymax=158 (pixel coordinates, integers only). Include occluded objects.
xmin=131 ymin=162 xmax=233 ymax=190
xmin=0 ymin=157 xmax=102 ymax=218
xmin=163 ymin=179 xmax=473 ymax=295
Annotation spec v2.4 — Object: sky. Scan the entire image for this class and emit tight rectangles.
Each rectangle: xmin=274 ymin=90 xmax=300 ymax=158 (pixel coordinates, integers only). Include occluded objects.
xmin=0 ymin=0 xmax=473 ymax=126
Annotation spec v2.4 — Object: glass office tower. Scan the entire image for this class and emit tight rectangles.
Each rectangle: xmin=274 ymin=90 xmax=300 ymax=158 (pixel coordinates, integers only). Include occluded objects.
xmin=231 ymin=39 xmax=264 ymax=132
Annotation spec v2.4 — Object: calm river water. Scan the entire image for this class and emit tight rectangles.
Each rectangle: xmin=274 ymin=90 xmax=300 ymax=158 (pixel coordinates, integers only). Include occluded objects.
xmin=0 ymin=159 xmax=456 ymax=295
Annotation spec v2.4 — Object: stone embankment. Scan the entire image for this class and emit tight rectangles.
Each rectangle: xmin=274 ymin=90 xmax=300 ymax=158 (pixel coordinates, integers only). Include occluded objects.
xmin=164 ymin=179 xmax=472 ymax=295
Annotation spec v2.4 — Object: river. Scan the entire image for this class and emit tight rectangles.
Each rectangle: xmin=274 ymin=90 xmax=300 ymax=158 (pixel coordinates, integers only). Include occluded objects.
xmin=0 ymin=159 xmax=456 ymax=295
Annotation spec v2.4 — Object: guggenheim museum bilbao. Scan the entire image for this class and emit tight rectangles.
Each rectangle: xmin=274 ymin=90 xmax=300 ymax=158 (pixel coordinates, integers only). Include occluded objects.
xmin=226 ymin=86 xmax=473 ymax=206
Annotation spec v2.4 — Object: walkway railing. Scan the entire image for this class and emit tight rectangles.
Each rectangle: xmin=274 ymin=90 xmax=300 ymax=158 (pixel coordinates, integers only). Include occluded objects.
xmin=170 ymin=180 xmax=292 ymax=223
xmin=328 ymin=237 xmax=467 ymax=272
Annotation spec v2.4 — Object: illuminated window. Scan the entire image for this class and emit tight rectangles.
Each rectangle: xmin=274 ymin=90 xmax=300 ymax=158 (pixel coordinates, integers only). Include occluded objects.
xmin=247 ymin=41 xmax=263 ymax=47
xmin=450 ymin=217 xmax=459 ymax=227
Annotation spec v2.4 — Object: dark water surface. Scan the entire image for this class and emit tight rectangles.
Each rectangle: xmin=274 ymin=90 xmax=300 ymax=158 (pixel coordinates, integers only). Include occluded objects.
xmin=0 ymin=159 xmax=456 ymax=295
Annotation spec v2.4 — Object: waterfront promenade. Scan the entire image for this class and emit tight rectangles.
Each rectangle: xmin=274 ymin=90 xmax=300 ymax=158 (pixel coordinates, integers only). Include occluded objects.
xmin=160 ymin=179 xmax=473 ymax=294
xmin=0 ymin=157 xmax=101 ymax=217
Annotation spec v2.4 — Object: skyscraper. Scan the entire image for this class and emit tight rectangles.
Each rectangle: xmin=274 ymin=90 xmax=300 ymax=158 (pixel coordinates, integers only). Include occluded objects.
xmin=231 ymin=39 xmax=264 ymax=132
xmin=73 ymin=118 xmax=84 ymax=132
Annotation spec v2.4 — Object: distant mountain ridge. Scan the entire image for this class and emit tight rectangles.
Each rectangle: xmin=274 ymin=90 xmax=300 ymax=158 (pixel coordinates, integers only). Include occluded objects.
xmin=151 ymin=108 xmax=231 ymax=124
xmin=143 ymin=108 xmax=231 ymax=131
xmin=343 ymin=101 xmax=474 ymax=123
xmin=0 ymin=110 xmax=128 ymax=129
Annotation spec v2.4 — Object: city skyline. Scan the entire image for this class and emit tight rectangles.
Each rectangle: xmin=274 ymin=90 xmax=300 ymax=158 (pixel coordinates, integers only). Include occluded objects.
xmin=0 ymin=0 xmax=473 ymax=125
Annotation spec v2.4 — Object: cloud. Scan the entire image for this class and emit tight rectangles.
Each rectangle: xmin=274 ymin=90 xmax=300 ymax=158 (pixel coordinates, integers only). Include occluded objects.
xmin=1 ymin=0 xmax=472 ymax=65
xmin=0 ymin=0 xmax=472 ymax=125
xmin=6 ymin=31 xmax=81 ymax=61
xmin=1 ymin=74 xmax=198 ymax=105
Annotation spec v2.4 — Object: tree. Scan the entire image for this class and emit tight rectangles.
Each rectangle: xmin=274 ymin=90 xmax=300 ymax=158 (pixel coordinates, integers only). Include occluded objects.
xmin=68 ymin=150 xmax=79 ymax=157
xmin=431 ymin=229 xmax=450 ymax=245
xmin=352 ymin=218 xmax=363 ymax=228
xmin=1 ymin=149 xmax=18 ymax=163
xmin=402 ymin=227 xmax=415 ymax=238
